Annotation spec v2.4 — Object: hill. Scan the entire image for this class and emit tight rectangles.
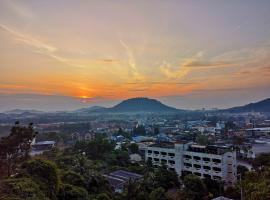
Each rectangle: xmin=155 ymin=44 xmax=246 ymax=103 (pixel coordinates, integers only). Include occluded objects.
xmin=108 ymin=97 xmax=181 ymax=113
xmin=76 ymin=106 xmax=107 ymax=113
xmin=226 ymin=98 xmax=270 ymax=113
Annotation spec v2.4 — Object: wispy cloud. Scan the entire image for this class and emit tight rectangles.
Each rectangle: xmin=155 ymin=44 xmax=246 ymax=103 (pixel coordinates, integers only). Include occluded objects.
xmin=120 ymin=39 xmax=145 ymax=80
xmin=0 ymin=24 xmax=88 ymax=69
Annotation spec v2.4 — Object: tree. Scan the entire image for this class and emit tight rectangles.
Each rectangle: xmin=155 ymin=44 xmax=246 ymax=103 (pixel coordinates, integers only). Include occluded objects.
xmin=195 ymin=134 xmax=209 ymax=145
xmin=129 ymin=143 xmax=139 ymax=154
xmin=154 ymin=165 xmax=180 ymax=190
xmin=61 ymin=170 xmax=85 ymax=188
xmin=252 ymin=153 xmax=270 ymax=170
xmin=241 ymin=169 xmax=270 ymax=200
xmin=183 ymin=174 xmax=207 ymax=200
xmin=203 ymin=178 xmax=223 ymax=198
xmin=107 ymin=149 xmax=130 ymax=166
xmin=0 ymin=178 xmax=47 ymax=200
xmin=133 ymin=125 xmax=146 ymax=136
xmin=57 ymin=184 xmax=89 ymax=200
xmin=149 ymin=187 xmax=168 ymax=200
xmin=74 ymin=138 xmax=114 ymax=160
xmin=21 ymin=158 xmax=60 ymax=200
xmin=237 ymin=165 xmax=249 ymax=179
xmin=0 ymin=122 xmax=36 ymax=177
xmin=154 ymin=127 xmax=159 ymax=135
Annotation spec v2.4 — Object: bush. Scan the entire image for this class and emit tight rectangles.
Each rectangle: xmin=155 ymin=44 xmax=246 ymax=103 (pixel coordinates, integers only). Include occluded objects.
xmin=22 ymin=158 xmax=60 ymax=200
xmin=0 ymin=178 xmax=47 ymax=200
xmin=57 ymin=184 xmax=89 ymax=200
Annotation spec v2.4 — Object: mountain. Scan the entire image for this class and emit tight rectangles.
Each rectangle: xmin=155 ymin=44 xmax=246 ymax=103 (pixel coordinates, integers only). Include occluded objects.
xmin=225 ymin=98 xmax=270 ymax=113
xmin=108 ymin=97 xmax=181 ymax=113
xmin=76 ymin=106 xmax=107 ymax=113
xmin=4 ymin=109 xmax=45 ymax=114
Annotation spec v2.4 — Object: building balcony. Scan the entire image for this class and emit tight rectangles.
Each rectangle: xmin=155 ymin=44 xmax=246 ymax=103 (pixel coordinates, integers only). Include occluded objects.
xmin=193 ymin=159 xmax=201 ymax=164
xmin=203 ymin=161 xmax=210 ymax=165
xmin=213 ymin=162 xmax=221 ymax=167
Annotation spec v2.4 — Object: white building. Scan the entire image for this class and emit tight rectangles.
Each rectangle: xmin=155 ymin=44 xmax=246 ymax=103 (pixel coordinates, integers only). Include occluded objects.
xmin=145 ymin=142 xmax=237 ymax=186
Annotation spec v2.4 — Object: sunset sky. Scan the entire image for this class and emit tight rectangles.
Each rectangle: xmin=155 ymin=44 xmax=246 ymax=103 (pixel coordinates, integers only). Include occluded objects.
xmin=0 ymin=0 xmax=270 ymax=111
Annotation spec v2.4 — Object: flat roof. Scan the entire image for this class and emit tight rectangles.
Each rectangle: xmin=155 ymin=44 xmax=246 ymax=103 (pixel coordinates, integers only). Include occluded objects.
xmin=33 ymin=141 xmax=55 ymax=145
xmin=149 ymin=142 xmax=175 ymax=149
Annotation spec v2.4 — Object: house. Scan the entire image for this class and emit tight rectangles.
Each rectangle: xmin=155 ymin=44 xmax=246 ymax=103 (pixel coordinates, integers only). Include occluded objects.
xmin=30 ymin=140 xmax=56 ymax=156
xmin=104 ymin=170 xmax=142 ymax=193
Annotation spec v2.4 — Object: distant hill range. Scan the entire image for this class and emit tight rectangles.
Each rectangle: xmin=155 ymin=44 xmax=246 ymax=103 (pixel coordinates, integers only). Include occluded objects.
xmin=225 ymin=98 xmax=270 ymax=113
xmin=77 ymin=97 xmax=182 ymax=113
xmin=4 ymin=109 xmax=45 ymax=115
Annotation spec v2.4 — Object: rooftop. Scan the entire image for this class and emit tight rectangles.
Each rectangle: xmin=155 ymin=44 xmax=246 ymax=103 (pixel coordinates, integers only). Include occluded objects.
xmin=149 ymin=142 xmax=175 ymax=149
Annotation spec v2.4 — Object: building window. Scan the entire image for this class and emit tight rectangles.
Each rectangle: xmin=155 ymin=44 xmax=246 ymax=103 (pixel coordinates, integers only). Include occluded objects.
xmin=194 ymin=172 xmax=201 ymax=176
xmin=203 ymin=174 xmax=211 ymax=178
xmin=161 ymin=152 xmax=167 ymax=156
xmin=193 ymin=164 xmax=201 ymax=169
xmin=168 ymin=153 xmax=175 ymax=157
xmin=148 ymin=150 xmax=152 ymax=154
xmin=154 ymin=158 xmax=159 ymax=162
xmin=184 ymin=163 xmax=192 ymax=167
xmin=148 ymin=157 xmax=152 ymax=161
xmin=203 ymin=166 xmax=211 ymax=170
xmin=169 ymin=160 xmax=175 ymax=164
xmin=213 ymin=176 xmax=221 ymax=180
xmin=184 ymin=155 xmax=192 ymax=159
xmin=213 ymin=167 xmax=221 ymax=172
xmin=161 ymin=159 xmax=167 ymax=164
xmin=154 ymin=151 xmax=159 ymax=155
xmin=193 ymin=156 xmax=201 ymax=161
xmin=212 ymin=159 xmax=221 ymax=163
xmin=203 ymin=157 xmax=210 ymax=162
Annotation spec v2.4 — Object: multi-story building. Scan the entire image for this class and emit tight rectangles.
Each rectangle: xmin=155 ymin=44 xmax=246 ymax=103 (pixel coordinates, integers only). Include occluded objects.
xmin=145 ymin=142 xmax=237 ymax=186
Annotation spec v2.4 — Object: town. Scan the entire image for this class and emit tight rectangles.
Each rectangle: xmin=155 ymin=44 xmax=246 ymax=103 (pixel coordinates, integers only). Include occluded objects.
xmin=1 ymin=97 xmax=270 ymax=200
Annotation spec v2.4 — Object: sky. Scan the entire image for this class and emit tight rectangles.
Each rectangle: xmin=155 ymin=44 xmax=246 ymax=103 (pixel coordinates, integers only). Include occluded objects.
xmin=0 ymin=0 xmax=270 ymax=111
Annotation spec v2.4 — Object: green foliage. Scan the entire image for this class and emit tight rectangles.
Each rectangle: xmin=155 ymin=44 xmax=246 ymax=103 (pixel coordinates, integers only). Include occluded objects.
xmin=237 ymin=165 xmax=249 ymax=179
xmin=61 ymin=170 xmax=85 ymax=188
xmin=149 ymin=187 xmax=168 ymax=200
xmin=154 ymin=165 xmax=180 ymax=190
xmin=94 ymin=193 xmax=111 ymax=200
xmin=252 ymin=153 xmax=270 ymax=170
xmin=203 ymin=178 xmax=223 ymax=198
xmin=195 ymin=134 xmax=210 ymax=145
xmin=56 ymin=154 xmax=96 ymax=174
xmin=106 ymin=149 xmax=130 ymax=166
xmin=83 ymin=173 xmax=112 ymax=194
xmin=74 ymin=138 xmax=114 ymax=160
xmin=0 ymin=122 xmax=36 ymax=177
xmin=22 ymin=158 xmax=60 ymax=200
xmin=241 ymin=168 xmax=270 ymax=200
xmin=129 ymin=143 xmax=139 ymax=154
xmin=114 ymin=128 xmax=132 ymax=139
xmin=133 ymin=125 xmax=146 ymax=136
xmin=183 ymin=174 xmax=207 ymax=200
xmin=57 ymin=184 xmax=89 ymax=200
xmin=0 ymin=178 xmax=47 ymax=200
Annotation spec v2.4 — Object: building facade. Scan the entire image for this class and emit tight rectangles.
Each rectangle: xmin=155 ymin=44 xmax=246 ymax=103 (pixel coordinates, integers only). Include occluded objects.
xmin=145 ymin=142 xmax=237 ymax=186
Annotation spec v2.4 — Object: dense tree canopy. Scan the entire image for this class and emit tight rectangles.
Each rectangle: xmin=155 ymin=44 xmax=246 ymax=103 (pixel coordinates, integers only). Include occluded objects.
xmin=0 ymin=122 xmax=36 ymax=177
